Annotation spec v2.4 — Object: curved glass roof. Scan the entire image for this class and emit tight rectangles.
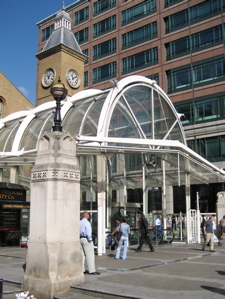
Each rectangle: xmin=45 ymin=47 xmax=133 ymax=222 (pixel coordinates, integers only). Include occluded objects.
xmin=0 ymin=75 xmax=224 ymax=185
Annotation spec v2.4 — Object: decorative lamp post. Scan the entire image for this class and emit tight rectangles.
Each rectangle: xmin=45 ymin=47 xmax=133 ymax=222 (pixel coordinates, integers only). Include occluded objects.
xmin=50 ymin=78 xmax=68 ymax=132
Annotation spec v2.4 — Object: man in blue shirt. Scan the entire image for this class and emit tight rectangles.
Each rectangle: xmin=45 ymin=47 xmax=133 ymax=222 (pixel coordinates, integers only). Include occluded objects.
xmin=202 ymin=216 xmax=215 ymax=252
xmin=80 ymin=211 xmax=100 ymax=275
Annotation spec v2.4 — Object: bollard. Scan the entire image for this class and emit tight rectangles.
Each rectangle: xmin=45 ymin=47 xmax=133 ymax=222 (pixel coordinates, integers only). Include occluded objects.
xmin=0 ymin=278 xmax=3 ymax=299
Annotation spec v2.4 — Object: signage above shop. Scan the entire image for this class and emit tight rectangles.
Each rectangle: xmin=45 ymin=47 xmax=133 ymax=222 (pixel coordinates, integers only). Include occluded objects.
xmin=2 ymin=203 xmax=30 ymax=209
xmin=0 ymin=189 xmax=26 ymax=202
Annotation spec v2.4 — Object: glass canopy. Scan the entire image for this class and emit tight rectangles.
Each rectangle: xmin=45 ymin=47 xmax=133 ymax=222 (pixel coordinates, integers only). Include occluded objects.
xmin=0 ymin=75 xmax=224 ymax=186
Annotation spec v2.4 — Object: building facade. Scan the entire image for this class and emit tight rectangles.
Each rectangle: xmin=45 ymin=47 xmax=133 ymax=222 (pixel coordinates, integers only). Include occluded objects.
xmin=0 ymin=72 xmax=34 ymax=118
xmin=37 ymin=0 xmax=225 ymax=172
xmin=36 ymin=0 xmax=225 ymax=213
xmin=1 ymin=1 xmax=225 ymax=248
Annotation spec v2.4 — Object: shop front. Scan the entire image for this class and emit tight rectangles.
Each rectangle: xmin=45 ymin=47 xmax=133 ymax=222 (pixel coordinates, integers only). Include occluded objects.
xmin=0 ymin=183 xmax=29 ymax=246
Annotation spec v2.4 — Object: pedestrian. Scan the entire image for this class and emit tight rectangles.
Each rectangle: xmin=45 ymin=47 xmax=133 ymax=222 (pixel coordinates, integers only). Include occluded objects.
xmin=135 ymin=214 xmax=155 ymax=252
xmin=201 ymin=216 xmax=206 ymax=241
xmin=220 ymin=215 xmax=225 ymax=239
xmin=80 ymin=211 xmax=100 ymax=275
xmin=172 ymin=214 xmax=176 ymax=230
xmin=212 ymin=216 xmax=222 ymax=246
xmin=166 ymin=216 xmax=171 ymax=229
xmin=202 ymin=215 xmax=215 ymax=252
xmin=111 ymin=217 xmax=122 ymax=251
xmin=155 ymin=215 xmax=163 ymax=237
xmin=114 ymin=217 xmax=130 ymax=260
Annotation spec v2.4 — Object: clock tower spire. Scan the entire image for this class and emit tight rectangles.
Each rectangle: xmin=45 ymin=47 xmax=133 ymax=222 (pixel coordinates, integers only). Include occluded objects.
xmin=36 ymin=4 xmax=87 ymax=106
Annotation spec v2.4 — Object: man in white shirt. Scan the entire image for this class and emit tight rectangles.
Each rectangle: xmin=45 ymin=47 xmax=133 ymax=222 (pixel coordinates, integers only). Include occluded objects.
xmin=80 ymin=211 xmax=100 ymax=275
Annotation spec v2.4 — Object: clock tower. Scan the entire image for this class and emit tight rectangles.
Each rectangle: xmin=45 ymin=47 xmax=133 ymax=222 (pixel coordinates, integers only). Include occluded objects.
xmin=36 ymin=4 xmax=87 ymax=106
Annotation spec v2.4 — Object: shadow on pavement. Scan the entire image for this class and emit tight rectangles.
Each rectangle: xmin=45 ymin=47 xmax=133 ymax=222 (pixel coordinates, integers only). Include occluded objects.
xmin=201 ymin=286 xmax=225 ymax=296
xmin=216 ymin=270 xmax=225 ymax=276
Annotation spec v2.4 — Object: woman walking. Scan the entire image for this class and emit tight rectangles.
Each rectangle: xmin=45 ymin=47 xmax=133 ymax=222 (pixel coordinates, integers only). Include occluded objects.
xmin=114 ymin=217 xmax=130 ymax=260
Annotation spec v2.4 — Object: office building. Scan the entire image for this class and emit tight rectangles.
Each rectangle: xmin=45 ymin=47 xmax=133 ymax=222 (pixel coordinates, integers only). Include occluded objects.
xmin=36 ymin=0 xmax=225 ymax=212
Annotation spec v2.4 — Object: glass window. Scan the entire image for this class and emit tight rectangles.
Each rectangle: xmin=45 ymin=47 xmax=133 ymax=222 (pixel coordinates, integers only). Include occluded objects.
xmin=165 ymin=0 xmax=225 ymax=34
xmin=167 ymin=68 xmax=191 ymax=93
xmin=167 ymin=57 xmax=225 ymax=93
xmin=188 ymin=135 xmax=225 ymax=162
xmin=83 ymin=49 xmax=88 ymax=64
xmin=147 ymin=73 xmax=159 ymax=85
xmin=41 ymin=25 xmax=54 ymax=42
xmin=174 ymin=93 xmax=225 ymax=125
xmin=81 ymin=93 xmax=109 ymax=136
xmin=75 ymin=28 xmax=88 ymax=44
xmin=74 ymin=7 xmax=89 ymax=25
xmin=192 ymin=25 xmax=223 ymax=50
xmin=92 ymin=62 xmax=116 ymax=84
xmin=206 ymin=137 xmax=220 ymax=159
xmin=93 ymin=0 xmax=116 ymax=16
xmin=19 ymin=110 xmax=53 ymax=151
xmin=165 ymin=10 xmax=188 ymax=33
xmin=221 ymin=136 xmax=225 ymax=156
xmin=165 ymin=36 xmax=189 ymax=60
xmin=84 ymin=71 xmax=88 ymax=87
xmin=164 ymin=0 xmax=183 ymax=8
xmin=166 ymin=25 xmax=224 ymax=60
xmin=93 ymin=38 xmax=116 ymax=60
xmin=93 ymin=15 xmax=116 ymax=38
xmin=122 ymin=47 xmax=158 ymax=74
xmin=122 ymin=22 xmax=157 ymax=49
xmin=0 ymin=120 xmax=21 ymax=152
xmin=122 ymin=0 xmax=156 ymax=26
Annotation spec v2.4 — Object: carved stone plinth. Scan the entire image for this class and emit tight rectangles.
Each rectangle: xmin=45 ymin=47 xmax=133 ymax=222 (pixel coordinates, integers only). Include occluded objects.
xmin=24 ymin=131 xmax=83 ymax=299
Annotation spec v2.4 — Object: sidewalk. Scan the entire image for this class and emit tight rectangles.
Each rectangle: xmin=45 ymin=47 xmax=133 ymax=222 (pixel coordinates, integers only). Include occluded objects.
xmin=0 ymin=242 xmax=225 ymax=299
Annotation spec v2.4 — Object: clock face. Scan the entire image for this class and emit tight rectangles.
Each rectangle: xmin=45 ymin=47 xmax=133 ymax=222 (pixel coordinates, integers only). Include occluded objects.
xmin=67 ymin=69 xmax=80 ymax=88
xmin=42 ymin=68 xmax=55 ymax=87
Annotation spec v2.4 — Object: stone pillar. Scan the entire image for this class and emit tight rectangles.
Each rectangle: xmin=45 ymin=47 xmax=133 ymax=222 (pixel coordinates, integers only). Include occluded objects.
xmin=185 ymin=173 xmax=191 ymax=244
xmin=24 ymin=131 xmax=83 ymax=299
xmin=10 ymin=166 xmax=18 ymax=183
xmin=165 ymin=186 xmax=173 ymax=215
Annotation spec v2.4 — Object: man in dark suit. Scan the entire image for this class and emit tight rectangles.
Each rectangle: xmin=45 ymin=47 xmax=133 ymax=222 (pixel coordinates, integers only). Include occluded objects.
xmin=135 ymin=214 xmax=155 ymax=252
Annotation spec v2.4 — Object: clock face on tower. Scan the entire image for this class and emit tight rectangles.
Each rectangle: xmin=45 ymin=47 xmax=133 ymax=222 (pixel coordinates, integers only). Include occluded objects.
xmin=42 ymin=68 xmax=56 ymax=87
xmin=67 ymin=69 xmax=80 ymax=88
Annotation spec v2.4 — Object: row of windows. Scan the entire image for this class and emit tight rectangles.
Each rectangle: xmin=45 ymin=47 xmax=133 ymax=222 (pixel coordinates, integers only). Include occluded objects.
xmin=76 ymin=23 xmax=224 ymax=63
xmin=75 ymin=0 xmax=224 ymax=33
xmin=76 ymin=20 xmax=158 ymax=47
xmin=84 ymin=52 xmax=224 ymax=91
xmin=78 ymin=24 xmax=224 ymax=67
xmin=174 ymin=94 xmax=225 ymax=125
xmin=84 ymin=67 xmax=159 ymax=87
xmin=41 ymin=25 xmax=54 ymax=42
xmin=122 ymin=47 xmax=158 ymax=74
xmin=93 ymin=15 xmax=116 ymax=38
xmin=188 ymin=135 xmax=225 ymax=162
xmin=122 ymin=22 xmax=157 ymax=49
xmin=167 ymin=57 xmax=225 ymax=93
xmin=93 ymin=38 xmax=116 ymax=61
xmin=165 ymin=0 xmax=225 ymax=34
xmin=93 ymin=0 xmax=116 ymax=17
xmin=74 ymin=0 xmax=156 ymax=26
xmin=42 ymin=0 xmax=225 ymax=42
xmin=166 ymin=24 xmax=225 ymax=60
xmin=164 ymin=0 xmax=183 ymax=9
xmin=121 ymin=0 xmax=156 ymax=26
xmin=92 ymin=61 xmax=116 ymax=84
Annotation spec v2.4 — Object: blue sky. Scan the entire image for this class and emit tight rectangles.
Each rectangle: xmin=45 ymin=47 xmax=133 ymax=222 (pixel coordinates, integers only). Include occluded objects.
xmin=0 ymin=0 xmax=75 ymax=105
